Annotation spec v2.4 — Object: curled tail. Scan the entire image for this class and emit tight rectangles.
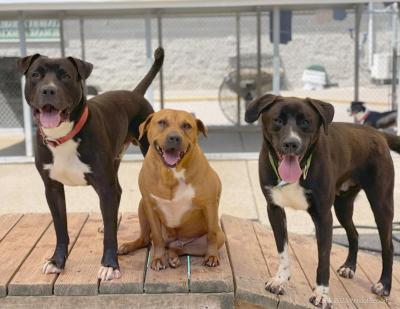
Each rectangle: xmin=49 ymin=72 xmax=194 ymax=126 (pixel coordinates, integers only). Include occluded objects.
xmin=133 ymin=47 xmax=164 ymax=96
xmin=382 ymin=131 xmax=400 ymax=153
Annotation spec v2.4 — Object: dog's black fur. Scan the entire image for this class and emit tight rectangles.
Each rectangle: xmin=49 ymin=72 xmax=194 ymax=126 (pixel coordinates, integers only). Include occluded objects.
xmin=17 ymin=48 xmax=164 ymax=278
xmin=246 ymin=94 xmax=396 ymax=308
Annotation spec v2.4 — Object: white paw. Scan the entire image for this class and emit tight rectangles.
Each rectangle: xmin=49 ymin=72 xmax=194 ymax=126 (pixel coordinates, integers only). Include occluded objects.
xmin=265 ymin=276 xmax=287 ymax=295
xmin=371 ymin=282 xmax=390 ymax=297
xmin=310 ymin=285 xmax=332 ymax=309
xmin=337 ymin=265 xmax=355 ymax=279
xmin=97 ymin=266 xmax=121 ymax=281
xmin=42 ymin=260 xmax=62 ymax=274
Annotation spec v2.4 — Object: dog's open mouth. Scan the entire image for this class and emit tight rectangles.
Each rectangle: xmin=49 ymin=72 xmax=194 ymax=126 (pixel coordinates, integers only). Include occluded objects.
xmin=155 ymin=143 xmax=190 ymax=168
xmin=33 ymin=105 xmax=69 ymax=129
xmin=278 ymin=154 xmax=302 ymax=183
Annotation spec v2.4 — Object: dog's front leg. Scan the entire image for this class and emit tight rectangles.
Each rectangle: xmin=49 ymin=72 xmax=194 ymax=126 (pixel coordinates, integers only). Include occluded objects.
xmin=309 ymin=207 xmax=333 ymax=309
xmin=265 ymin=203 xmax=290 ymax=295
xmin=93 ymin=182 xmax=121 ymax=281
xmin=41 ymin=178 xmax=69 ymax=274
xmin=203 ymin=202 xmax=220 ymax=267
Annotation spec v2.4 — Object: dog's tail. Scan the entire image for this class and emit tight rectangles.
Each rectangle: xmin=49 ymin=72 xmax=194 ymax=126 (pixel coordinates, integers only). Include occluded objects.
xmin=133 ymin=47 xmax=164 ymax=96
xmin=382 ymin=131 xmax=400 ymax=153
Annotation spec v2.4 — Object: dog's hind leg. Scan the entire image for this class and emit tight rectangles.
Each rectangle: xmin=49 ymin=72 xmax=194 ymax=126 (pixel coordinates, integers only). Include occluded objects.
xmin=333 ymin=188 xmax=361 ymax=279
xmin=362 ymin=168 xmax=394 ymax=297
xmin=118 ymin=198 xmax=151 ymax=255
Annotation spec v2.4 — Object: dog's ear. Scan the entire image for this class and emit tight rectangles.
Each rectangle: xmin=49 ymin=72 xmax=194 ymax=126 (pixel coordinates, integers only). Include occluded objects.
xmin=139 ymin=114 xmax=154 ymax=140
xmin=67 ymin=57 xmax=93 ymax=80
xmin=196 ymin=118 xmax=208 ymax=137
xmin=245 ymin=94 xmax=278 ymax=123
xmin=17 ymin=54 xmax=41 ymax=74
xmin=305 ymin=98 xmax=334 ymax=135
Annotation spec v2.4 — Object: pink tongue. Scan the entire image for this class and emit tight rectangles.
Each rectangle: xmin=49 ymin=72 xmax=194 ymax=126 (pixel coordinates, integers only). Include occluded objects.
xmin=39 ymin=110 xmax=61 ymax=128
xmin=163 ymin=151 xmax=180 ymax=166
xmin=278 ymin=155 xmax=302 ymax=183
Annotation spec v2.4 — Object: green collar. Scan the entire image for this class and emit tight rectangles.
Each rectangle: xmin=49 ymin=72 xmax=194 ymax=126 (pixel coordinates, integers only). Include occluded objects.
xmin=268 ymin=151 xmax=313 ymax=184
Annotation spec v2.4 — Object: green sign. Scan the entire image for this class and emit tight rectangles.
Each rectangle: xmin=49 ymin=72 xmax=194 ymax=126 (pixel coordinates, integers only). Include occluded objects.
xmin=0 ymin=20 xmax=60 ymax=42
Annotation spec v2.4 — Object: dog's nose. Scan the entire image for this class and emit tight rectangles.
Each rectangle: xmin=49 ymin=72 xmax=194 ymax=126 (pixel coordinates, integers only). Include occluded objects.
xmin=282 ymin=138 xmax=301 ymax=154
xmin=41 ymin=85 xmax=57 ymax=97
xmin=166 ymin=133 xmax=182 ymax=146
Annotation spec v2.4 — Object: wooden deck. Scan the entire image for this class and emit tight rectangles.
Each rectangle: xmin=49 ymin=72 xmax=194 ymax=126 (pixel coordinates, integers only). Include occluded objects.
xmin=0 ymin=213 xmax=398 ymax=308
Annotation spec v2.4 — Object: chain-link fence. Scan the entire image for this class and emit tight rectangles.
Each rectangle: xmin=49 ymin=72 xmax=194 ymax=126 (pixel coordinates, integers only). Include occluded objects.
xmin=0 ymin=3 xmax=398 ymax=156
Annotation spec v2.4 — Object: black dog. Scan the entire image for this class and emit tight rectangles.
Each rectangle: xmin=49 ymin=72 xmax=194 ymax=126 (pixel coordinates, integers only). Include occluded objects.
xmin=349 ymin=101 xmax=396 ymax=129
xmin=17 ymin=48 xmax=163 ymax=281
xmin=246 ymin=94 xmax=396 ymax=308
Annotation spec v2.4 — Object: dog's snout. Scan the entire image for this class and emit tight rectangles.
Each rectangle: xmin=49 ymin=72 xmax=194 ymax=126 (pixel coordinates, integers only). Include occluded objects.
xmin=41 ymin=85 xmax=57 ymax=97
xmin=282 ymin=138 xmax=301 ymax=154
xmin=166 ymin=133 xmax=182 ymax=146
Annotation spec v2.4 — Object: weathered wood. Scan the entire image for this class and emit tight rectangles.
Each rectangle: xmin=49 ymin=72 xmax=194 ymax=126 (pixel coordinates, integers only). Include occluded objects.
xmin=100 ymin=213 xmax=148 ymax=294
xmin=221 ymin=215 xmax=278 ymax=308
xmin=0 ymin=214 xmax=52 ymax=297
xmin=253 ymin=222 xmax=315 ymax=309
xmin=0 ymin=293 xmax=235 ymax=309
xmin=8 ymin=213 xmax=88 ymax=296
xmin=0 ymin=214 xmax=22 ymax=243
xmin=144 ymin=252 xmax=189 ymax=293
xmin=53 ymin=213 xmax=121 ymax=296
xmin=289 ymin=233 xmax=356 ymax=309
xmin=357 ymin=251 xmax=399 ymax=309
xmin=327 ymin=237 xmax=389 ymax=308
xmin=189 ymin=244 xmax=234 ymax=293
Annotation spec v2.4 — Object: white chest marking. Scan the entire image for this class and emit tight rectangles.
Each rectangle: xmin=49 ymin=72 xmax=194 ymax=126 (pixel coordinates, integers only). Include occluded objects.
xmin=151 ymin=168 xmax=195 ymax=228
xmin=269 ymin=182 xmax=309 ymax=211
xmin=42 ymin=122 xmax=91 ymax=186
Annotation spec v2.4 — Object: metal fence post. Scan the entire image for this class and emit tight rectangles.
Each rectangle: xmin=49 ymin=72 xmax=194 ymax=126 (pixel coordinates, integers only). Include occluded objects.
xmin=144 ymin=15 xmax=154 ymax=104
xmin=18 ymin=12 xmax=33 ymax=157
xmin=392 ymin=3 xmax=398 ymax=112
xmin=79 ymin=18 xmax=86 ymax=60
xmin=256 ymin=9 xmax=262 ymax=99
xmin=272 ymin=6 xmax=280 ymax=95
xmin=354 ymin=4 xmax=362 ymax=102
xmin=59 ymin=16 xmax=65 ymax=58
xmin=157 ymin=14 xmax=164 ymax=110
xmin=236 ymin=13 xmax=241 ymax=126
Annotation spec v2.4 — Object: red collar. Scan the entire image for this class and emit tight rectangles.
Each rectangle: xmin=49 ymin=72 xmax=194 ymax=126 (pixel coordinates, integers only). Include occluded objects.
xmin=39 ymin=105 xmax=89 ymax=147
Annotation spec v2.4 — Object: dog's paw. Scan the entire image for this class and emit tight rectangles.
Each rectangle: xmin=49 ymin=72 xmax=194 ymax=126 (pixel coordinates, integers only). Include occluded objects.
xmin=203 ymin=255 xmax=220 ymax=267
xmin=167 ymin=251 xmax=181 ymax=268
xmin=151 ymin=257 xmax=167 ymax=271
xmin=117 ymin=242 xmax=132 ymax=255
xmin=42 ymin=260 xmax=63 ymax=274
xmin=371 ymin=281 xmax=390 ymax=297
xmin=337 ymin=264 xmax=355 ymax=279
xmin=265 ymin=277 xmax=287 ymax=295
xmin=309 ymin=286 xmax=332 ymax=309
xmin=97 ymin=266 xmax=121 ymax=281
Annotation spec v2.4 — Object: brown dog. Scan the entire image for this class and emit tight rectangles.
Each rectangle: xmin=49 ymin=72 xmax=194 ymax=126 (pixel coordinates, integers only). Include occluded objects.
xmin=118 ymin=109 xmax=225 ymax=269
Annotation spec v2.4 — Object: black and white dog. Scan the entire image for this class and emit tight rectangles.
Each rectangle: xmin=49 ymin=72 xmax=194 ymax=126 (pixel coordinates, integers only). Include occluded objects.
xmin=349 ymin=101 xmax=396 ymax=129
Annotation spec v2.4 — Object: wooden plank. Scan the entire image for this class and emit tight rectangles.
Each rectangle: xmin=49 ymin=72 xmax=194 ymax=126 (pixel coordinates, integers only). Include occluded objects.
xmin=357 ymin=251 xmax=400 ymax=309
xmin=253 ymin=222 xmax=315 ymax=309
xmin=328 ymin=241 xmax=389 ymax=308
xmin=0 ymin=293 xmax=234 ymax=309
xmin=393 ymin=258 xmax=400 ymax=285
xmin=144 ymin=252 xmax=189 ymax=293
xmin=289 ymin=233 xmax=356 ymax=309
xmin=0 ymin=214 xmax=22 ymax=243
xmin=0 ymin=213 xmax=52 ymax=297
xmin=221 ymin=215 xmax=278 ymax=308
xmin=53 ymin=213 xmax=121 ymax=296
xmin=189 ymin=244 xmax=234 ymax=293
xmin=8 ymin=213 xmax=88 ymax=296
xmin=100 ymin=213 xmax=148 ymax=294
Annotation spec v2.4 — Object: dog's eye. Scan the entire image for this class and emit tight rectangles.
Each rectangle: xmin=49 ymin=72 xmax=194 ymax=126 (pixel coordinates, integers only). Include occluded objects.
xmin=158 ymin=120 xmax=167 ymax=128
xmin=273 ymin=118 xmax=283 ymax=125
xmin=301 ymin=119 xmax=310 ymax=127
xmin=182 ymin=123 xmax=192 ymax=130
xmin=31 ymin=71 xmax=40 ymax=78
xmin=62 ymin=73 xmax=71 ymax=80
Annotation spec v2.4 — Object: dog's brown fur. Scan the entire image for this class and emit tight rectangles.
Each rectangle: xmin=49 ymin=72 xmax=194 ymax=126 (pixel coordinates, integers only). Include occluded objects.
xmin=118 ymin=109 xmax=225 ymax=270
